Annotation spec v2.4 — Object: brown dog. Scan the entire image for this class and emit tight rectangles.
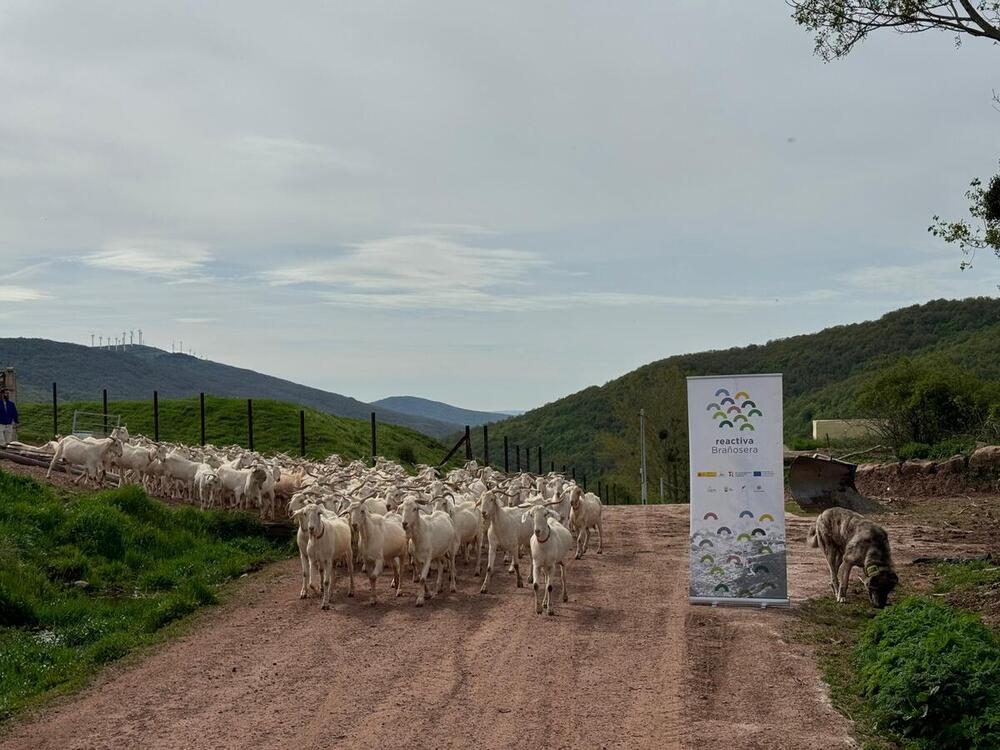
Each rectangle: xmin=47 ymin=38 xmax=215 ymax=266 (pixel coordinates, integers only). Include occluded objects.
xmin=807 ymin=507 xmax=898 ymax=608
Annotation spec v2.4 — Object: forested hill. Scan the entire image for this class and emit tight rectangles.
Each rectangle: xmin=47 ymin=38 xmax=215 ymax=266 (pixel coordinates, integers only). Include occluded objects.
xmin=472 ymin=297 xmax=1000 ymax=499
xmin=0 ymin=339 xmax=460 ymax=439
xmin=372 ymin=396 xmax=512 ymax=427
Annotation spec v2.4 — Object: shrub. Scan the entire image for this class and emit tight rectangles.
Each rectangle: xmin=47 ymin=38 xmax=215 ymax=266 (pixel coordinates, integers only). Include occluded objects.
xmin=0 ymin=584 xmax=37 ymax=628
xmin=927 ymin=437 xmax=977 ymax=461
xmin=44 ymin=546 xmax=89 ymax=583
xmin=65 ymin=505 xmax=131 ymax=560
xmin=898 ymin=442 xmax=931 ymax=460
xmin=856 ymin=358 xmax=995 ymax=451
xmin=855 ymin=597 xmax=1000 ymax=749
xmin=788 ymin=436 xmax=821 ymax=451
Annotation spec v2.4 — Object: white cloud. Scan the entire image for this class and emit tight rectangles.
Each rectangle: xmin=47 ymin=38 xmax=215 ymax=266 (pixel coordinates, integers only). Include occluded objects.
xmin=272 ymin=232 xmax=845 ymax=311
xmin=229 ymin=135 xmax=373 ymax=175
xmin=82 ymin=238 xmax=211 ymax=277
xmin=0 ymin=285 xmax=49 ymax=302
xmin=271 ymin=233 xmax=549 ymax=310
xmin=841 ymin=258 xmax=999 ymax=300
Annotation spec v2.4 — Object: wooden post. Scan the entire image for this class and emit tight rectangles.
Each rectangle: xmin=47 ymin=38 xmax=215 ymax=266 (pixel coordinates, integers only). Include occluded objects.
xmin=199 ymin=392 xmax=206 ymax=446
xmin=52 ymin=382 xmax=58 ymax=439
xmin=370 ymin=412 xmax=376 ymax=459
xmin=504 ymin=436 xmax=509 ymax=473
xmin=247 ymin=399 xmax=254 ymax=451
xmin=153 ymin=391 xmax=159 ymax=441
xmin=550 ymin=461 xmax=554 ymax=473
xmin=572 ymin=467 xmax=576 ymax=481
xmin=483 ymin=425 xmax=489 ymax=466
xmin=464 ymin=425 xmax=472 ymax=461
xmin=537 ymin=446 xmax=542 ymax=474
xmin=300 ymin=410 xmax=306 ymax=457
xmin=102 ymin=389 xmax=108 ymax=436
xmin=515 ymin=444 xmax=520 ymax=472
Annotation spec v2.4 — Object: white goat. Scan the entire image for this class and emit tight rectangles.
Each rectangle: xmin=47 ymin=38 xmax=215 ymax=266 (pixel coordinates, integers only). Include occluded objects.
xmin=350 ymin=501 xmax=407 ymax=605
xmin=479 ymin=491 xmax=535 ymax=592
xmin=399 ymin=498 xmax=458 ymax=607
xmin=292 ymin=503 xmax=354 ymax=609
xmin=46 ymin=436 xmax=123 ymax=487
xmin=569 ymin=490 xmax=604 ymax=558
xmin=524 ymin=504 xmax=573 ymax=616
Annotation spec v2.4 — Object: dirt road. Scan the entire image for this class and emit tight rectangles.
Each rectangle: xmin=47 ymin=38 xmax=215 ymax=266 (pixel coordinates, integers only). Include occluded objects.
xmin=0 ymin=505 xmax=864 ymax=750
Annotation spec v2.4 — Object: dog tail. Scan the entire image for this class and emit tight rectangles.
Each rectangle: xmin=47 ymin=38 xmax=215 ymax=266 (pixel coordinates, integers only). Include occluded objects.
xmin=807 ymin=524 xmax=818 ymax=548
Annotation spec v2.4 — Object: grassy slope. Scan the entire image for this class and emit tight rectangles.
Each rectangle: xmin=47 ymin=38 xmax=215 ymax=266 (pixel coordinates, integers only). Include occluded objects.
xmin=479 ymin=298 xmax=1000 ymax=496
xmin=0 ymin=471 xmax=287 ymax=721
xmin=15 ymin=396 xmax=452 ymax=466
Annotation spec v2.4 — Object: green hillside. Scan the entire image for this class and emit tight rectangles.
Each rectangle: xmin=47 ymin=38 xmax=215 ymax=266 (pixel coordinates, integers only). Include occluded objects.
xmin=0 ymin=339 xmax=460 ymax=439
xmin=473 ymin=298 xmax=1000 ymax=500
xmin=15 ymin=396 xmax=452 ymax=467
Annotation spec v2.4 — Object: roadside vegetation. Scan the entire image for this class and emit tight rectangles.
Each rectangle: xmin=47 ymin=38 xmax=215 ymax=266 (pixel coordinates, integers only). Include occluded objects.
xmin=0 ymin=469 xmax=289 ymax=722
xmin=793 ymin=562 xmax=1000 ymax=750
xmin=14 ymin=395 xmax=450 ymax=468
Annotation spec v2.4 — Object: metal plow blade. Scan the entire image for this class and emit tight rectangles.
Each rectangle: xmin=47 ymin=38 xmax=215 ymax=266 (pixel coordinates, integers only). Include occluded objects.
xmin=788 ymin=454 xmax=881 ymax=514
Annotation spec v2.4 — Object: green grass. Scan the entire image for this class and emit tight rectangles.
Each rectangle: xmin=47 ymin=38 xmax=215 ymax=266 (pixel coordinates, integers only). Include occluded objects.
xmin=0 ymin=469 xmax=289 ymax=721
xmin=856 ymin=597 xmax=1000 ymax=749
xmin=791 ymin=598 xmax=890 ymax=749
xmin=16 ymin=395 xmax=452 ymax=467
xmin=932 ymin=561 xmax=1000 ymax=595
xmin=792 ymin=594 xmax=1000 ymax=750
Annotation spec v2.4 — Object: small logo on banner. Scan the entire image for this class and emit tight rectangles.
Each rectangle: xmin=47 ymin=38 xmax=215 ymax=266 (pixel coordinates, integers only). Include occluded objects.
xmin=705 ymin=388 xmax=763 ymax=431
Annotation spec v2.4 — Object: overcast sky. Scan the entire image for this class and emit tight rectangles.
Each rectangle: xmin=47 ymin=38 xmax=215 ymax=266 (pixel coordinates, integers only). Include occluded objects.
xmin=1 ymin=1 xmax=998 ymax=411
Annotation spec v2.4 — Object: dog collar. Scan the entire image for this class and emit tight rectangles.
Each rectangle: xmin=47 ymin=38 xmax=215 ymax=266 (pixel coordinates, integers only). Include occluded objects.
xmin=537 ymin=528 xmax=550 ymax=544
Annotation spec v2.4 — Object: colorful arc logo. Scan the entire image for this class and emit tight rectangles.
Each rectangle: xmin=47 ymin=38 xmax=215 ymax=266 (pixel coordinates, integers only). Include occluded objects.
xmin=705 ymin=388 xmax=763 ymax=430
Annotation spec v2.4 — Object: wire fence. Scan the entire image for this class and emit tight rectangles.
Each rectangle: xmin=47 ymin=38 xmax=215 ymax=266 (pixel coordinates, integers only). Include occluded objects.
xmin=34 ymin=383 xmax=671 ymax=505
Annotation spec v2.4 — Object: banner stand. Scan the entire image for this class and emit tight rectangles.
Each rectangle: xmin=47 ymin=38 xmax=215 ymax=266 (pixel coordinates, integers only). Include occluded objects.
xmin=690 ymin=597 xmax=791 ymax=608
xmin=687 ymin=374 xmax=789 ymax=608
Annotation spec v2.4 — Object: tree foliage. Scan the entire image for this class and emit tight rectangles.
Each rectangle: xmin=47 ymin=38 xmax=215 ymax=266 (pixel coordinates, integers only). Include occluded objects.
xmin=930 ymin=168 xmax=1000 ymax=268
xmin=790 ymin=1 xmax=1000 ymax=61
xmin=855 ymin=357 xmax=999 ymax=449
xmin=487 ymin=298 xmax=1000 ymax=496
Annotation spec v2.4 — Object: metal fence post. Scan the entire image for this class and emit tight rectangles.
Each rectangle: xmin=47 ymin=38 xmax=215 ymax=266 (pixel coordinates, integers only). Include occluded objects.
xmin=370 ymin=412 xmax=376 ymax=458
xmin=300 ymin=410 xmax=306 ymax=457
xmin=550 ymin=461 xmax=554 ymax=473
xmin=515 ymin=444 xmax=520 ymax=472
xmin=153 ymin=391 xmax=159 ymax=441
xmin=102 ymin=389 xmax=108 ymax=436
xmin=537 ymin=446 xmax=542 ymax=474
xmin=504 ymin=436 xmax=509 ymax=473
xmin=52 ymin=382 xmax=58 ymax=439
xmin=247 ymin=399 xmax=254 ymax=451
xmin=464 ymin=425 xmax=472 ymax=461
xmin=199 ymin=392 xmax=206 ymax=446
xmin=483 ymin=424 xmax=489 ymax=466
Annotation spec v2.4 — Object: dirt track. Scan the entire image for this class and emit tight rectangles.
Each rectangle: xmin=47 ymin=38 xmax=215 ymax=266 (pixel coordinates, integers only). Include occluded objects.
xmin=0 ymin=504 xmax=870 ymax=750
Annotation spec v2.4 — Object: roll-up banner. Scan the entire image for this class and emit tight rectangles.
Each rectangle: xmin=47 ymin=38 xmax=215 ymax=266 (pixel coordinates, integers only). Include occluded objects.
xmin=687 ymin=374 xmax=788 ymax=606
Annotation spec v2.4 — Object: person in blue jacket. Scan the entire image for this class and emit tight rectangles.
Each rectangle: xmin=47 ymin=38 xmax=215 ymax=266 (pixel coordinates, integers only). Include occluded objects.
xmin=0 ymin=389 xmax=18 ymax=446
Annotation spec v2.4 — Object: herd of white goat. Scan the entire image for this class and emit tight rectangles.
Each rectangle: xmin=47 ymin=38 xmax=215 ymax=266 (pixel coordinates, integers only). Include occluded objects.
xmin=36 ymin=428 xmax=605 ymax=615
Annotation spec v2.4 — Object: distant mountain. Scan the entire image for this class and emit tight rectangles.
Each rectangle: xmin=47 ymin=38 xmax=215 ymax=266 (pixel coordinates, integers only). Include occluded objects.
xmin=372 ymin=396 xmax=514 ymax=428
xmin=0 ymin=339 xmax=461 ymax=439
xmin=473 ymin=297 xmax=1000 ymax=499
